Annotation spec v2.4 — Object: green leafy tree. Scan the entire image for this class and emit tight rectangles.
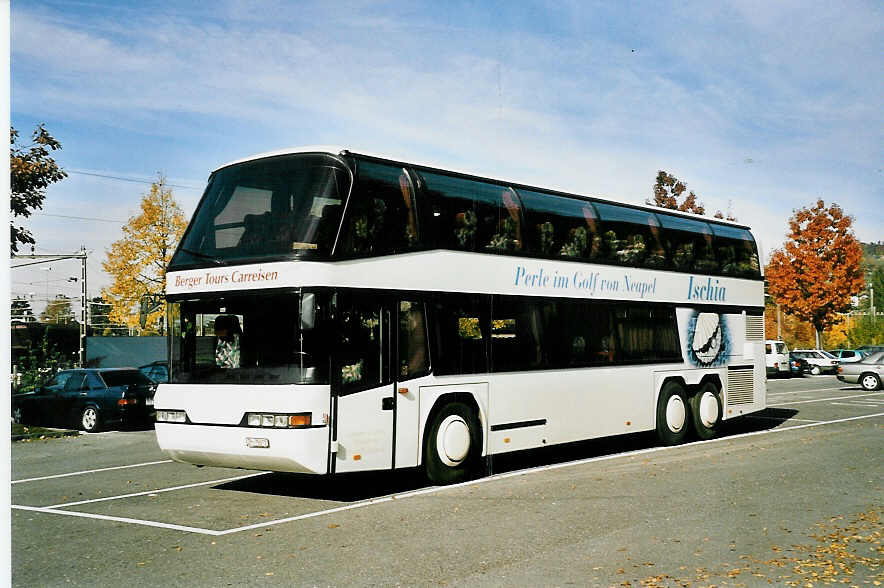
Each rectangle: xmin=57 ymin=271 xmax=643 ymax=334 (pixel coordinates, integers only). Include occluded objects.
xmin=11 ymin=296 xmax=36 ymax=322
xmin=10 ymin=125 xmax=67 ymax=252
xmin=14 ymin=330 xmax=67 ymax=394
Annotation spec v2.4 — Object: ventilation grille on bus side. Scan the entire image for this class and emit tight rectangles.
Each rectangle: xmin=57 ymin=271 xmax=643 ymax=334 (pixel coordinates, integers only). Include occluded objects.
xmin=727 ymin=366 xmax=755 ymax=406
xmin=745 ymin=315 xmax=765 ymax=341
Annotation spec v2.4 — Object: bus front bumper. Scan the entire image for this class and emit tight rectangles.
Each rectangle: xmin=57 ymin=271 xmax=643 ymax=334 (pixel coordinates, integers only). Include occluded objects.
xmin=155 ymin=423 xmax=330 ymax=474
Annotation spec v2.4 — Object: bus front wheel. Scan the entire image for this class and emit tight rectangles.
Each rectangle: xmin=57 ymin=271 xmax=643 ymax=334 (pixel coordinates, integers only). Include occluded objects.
xmin=424 ymin=402 xmax=481 ymax=485
xmin=690 ymin=382 xmax=722 ymax=440
xmin=656 ymin=381 xmax=689 ymax=446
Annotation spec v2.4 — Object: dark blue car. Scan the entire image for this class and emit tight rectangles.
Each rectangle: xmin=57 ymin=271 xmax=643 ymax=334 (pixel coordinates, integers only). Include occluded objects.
xmin=12 ymin=368 xmax=156 ymax=432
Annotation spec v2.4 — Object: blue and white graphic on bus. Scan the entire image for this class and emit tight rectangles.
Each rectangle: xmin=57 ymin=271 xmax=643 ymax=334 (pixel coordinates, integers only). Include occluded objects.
xmin=681 ymin=310 xmax=735 ymax=367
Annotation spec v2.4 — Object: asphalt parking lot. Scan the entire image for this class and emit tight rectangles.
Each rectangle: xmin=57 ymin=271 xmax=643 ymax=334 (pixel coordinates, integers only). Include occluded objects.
xmin=11 ymin=375 xmax=884 ymax=587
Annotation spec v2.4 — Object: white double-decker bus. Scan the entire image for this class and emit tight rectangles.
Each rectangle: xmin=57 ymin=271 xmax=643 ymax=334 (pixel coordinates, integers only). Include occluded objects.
xmin=155 ymin=147 xmax=766 ymax=484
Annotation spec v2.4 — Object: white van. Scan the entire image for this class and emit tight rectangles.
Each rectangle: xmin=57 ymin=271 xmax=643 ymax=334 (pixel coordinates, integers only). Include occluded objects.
xmin=765 ymin=340 xmax=790 ymax=377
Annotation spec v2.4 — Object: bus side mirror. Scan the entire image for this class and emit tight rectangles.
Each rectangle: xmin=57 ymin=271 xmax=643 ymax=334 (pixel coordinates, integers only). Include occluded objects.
xmin=300 ymin=293 xmax=316 ymax=331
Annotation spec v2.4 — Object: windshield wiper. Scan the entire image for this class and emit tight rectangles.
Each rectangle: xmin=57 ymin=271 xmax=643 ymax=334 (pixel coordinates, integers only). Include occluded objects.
xmin=178 ymin=248 xmax=225 ymax=265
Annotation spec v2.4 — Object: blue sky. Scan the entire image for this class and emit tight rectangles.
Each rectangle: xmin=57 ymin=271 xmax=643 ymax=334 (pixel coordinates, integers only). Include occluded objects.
xmin=10 ymin=0 xmax=884 ymax=313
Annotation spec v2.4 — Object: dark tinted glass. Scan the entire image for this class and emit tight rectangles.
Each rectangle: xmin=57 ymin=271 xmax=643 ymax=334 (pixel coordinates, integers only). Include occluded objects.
xmin=710 ymin=224 xmax=760 ymax=278
xmin=614 ymin=306 xmax=681 ymax=361
xmin=64 ymin=374 xmax=88 ymax=392
xmin=101 ymin=370 xmax=153 ymax=387
xmin=657 ymin=215 xmax=717 ymax=272
xmin=429 ymin=295 xmax=489 ymax=375
xmin=489 ymin=297 xmax=680 ymax=372
xmin=335 ymin=295 xmax=388 ymax=391
xmin=592 ymin=203 xmax=667 ymax=268
xmin=398 ymin=301 xmax=429 ymax=379
xmin=518 ymin=190 xmax=603 ymax=261
xmin=550 ymin=300 xmax=618 ymax=367
xmin=338 ymin=161 xmax=420 ymax=256
xmin=421 ymin=172 xmax=525 ymax=253
xmin=170 ymin=154 xmax=350 ymax=268
xmin=490 ymin=297 xmax=546 ymax=372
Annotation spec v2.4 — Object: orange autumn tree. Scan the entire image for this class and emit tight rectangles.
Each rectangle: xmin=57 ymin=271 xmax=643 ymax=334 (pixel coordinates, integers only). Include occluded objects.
xmin=647 ymin=171 xmax=706 ymax=215
xmin=766 ymin=199 xmax=864 ymax=348
xmin=647 ymin=170 xmax=736 ymax=220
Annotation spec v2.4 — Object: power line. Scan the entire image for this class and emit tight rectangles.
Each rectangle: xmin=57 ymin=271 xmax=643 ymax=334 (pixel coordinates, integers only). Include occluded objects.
xmin=33 ymin=213 xmax=126 ymax=223
xmin=67 ymin=169 xmax=201 ymax=190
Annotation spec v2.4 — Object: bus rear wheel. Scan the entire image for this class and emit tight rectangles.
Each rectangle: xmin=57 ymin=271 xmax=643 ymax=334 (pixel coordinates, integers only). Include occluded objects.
xmin=656 ymin=381 xmax=689 ymax=446
xmin=424 ymin=402 xmax=481 ymax=485
xmin=690 ymin=382 xmax=723 ymax=440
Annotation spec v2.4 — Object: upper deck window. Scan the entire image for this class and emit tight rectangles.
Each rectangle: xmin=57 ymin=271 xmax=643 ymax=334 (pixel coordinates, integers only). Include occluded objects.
xmin=337 ymin=161 xmax=421 ymax=256
xmin=710 ymin=224 xmax=760 ymax=278
xmin=518 ymin=190 xmax=603 ymax=261
xmin=169 ymin=154 xmax=351 ymax=269
xmin=421 ymin=171 xmax=525 ymax=253
xmin=657 ymin=214 xmax=718 ymax=273
xmin=592 ymin=202 xmax=666 ymax=268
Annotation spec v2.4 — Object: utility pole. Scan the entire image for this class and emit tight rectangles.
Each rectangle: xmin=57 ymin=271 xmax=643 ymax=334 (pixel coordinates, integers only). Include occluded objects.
xmin=12 ymin=248 xmax=88 ymax=367
xmin=776 ymin=303 xmax=782 ymax=340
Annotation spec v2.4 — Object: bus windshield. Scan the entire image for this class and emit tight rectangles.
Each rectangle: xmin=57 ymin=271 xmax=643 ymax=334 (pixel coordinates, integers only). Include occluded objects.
xmin=169 ymin=154 xmax=351 ymax=269
xmin=168 ymin=291 xmax=330 ymax=385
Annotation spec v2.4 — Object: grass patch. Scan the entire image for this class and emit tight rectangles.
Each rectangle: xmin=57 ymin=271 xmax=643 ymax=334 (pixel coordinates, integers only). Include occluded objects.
xmin=12 ymin=423 xmax=79 ymax=441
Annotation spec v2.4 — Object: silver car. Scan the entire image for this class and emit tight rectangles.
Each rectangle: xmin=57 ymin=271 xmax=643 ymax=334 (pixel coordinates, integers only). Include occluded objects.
xmin=836 ymin=351 xmax=884 ymax=391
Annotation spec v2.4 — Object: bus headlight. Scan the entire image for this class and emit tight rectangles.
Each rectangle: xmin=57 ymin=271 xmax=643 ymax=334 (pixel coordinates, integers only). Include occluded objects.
xmin=156 ymin=410 xmax=188 ymax=423
xmin=244 ymin=412 xmax=312 ymax=428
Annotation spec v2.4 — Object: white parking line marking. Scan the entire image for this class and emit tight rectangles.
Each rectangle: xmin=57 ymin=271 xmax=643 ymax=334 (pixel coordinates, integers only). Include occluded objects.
xmin=12 ymin=505 xmax=222 ymax=536
xmin=767 ymin=386 xmax=847 ymax=397
xmin=12 ymin=460 xmax=174 ymax=484
xmin=768 ymin=391 xmax=884 ymax=406
xmin=13 ymin=411 xmax=884 ymax=535
xmin=830 ymin=402 xmax=882 ymax=408
xmin=46 ymin=472 xmax=267 ymax=509
xmin=746 ymin=415 xmax=821 ymax=423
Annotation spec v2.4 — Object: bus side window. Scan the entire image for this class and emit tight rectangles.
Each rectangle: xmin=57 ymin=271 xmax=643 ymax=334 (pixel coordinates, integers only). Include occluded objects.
xmin=399 ymin=301 xmax=429 ymax=380
xmin=711 ymin=224 xmax=760 ymax=278
xmin=430 ymin=297 xmax=489 ymax=375
xmin=592 ymin=202 xmax=666 ymax=268
xmin=420 ymin=172 xmax=519 ymax=254
xmin=337 ymin=300 xmax=384 ymax=389
xmin=658 ymin=214 xmax=717 ymax=274
xmin=340 ymin=161 xmax=419 ymax=257
xmin=490 ymin=297 xmax=544 ymax=372
xmin=615 ymin=306 xmax=680 ymax=362
xmin=518 ymin=189 xmax=602 ymax=262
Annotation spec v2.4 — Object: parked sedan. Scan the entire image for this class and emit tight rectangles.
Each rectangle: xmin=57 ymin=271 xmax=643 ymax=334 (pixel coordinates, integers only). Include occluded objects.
xmin=791 ymin=349 xmax=840 ymax=375
xmin=836 ymin=351 xmax=884 ymax=391
xmin=12 ymin=368 xmax=156 ymax=432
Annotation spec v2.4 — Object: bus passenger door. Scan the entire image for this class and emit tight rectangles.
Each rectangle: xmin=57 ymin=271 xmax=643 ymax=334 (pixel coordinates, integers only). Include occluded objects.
xmin=332 ymin=297 xmax=395 ymax=473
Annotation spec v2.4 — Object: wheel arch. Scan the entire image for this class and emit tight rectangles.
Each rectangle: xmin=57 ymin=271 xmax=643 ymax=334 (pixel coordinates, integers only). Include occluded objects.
xmin=420 ymin=391 xmax=486 ymax=467
xmin=654 ymin=375 xmax=686 ymax=406
xmin=695 ymin=374 xmax=723 ymax=396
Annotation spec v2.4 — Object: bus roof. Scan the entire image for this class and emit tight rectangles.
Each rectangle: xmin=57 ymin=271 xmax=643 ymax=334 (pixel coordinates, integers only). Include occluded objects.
xmin=213 ymin=146 xmax=752 ymax=231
